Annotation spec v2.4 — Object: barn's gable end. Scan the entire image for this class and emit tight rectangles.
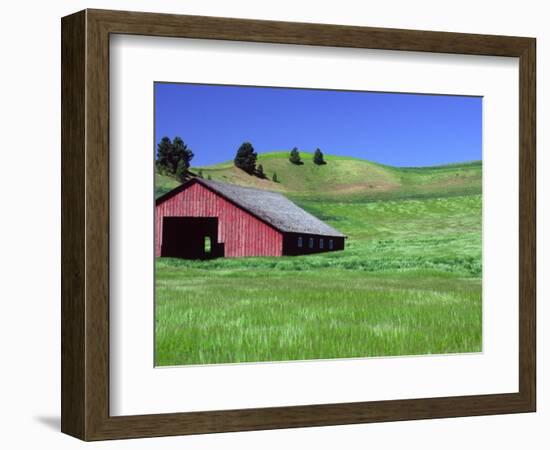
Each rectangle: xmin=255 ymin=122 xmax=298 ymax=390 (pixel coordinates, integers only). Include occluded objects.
xmin=155 ymin=182 xmax=283 ymax=257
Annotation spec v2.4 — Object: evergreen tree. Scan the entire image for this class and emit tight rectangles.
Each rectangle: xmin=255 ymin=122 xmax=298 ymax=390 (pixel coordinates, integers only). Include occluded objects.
xmin=156 ymin=137 xmax=174 ymax=173
xmin=272 ymin=172 xmax=278 ymax=183
xmin=234 ymin=142 xmax=257 ymax=173
xmin=155 ymin=136 xmax=194 ymax=177
xmin=207 ymin=174 xmax=212 ymax=180
xmin=176 ymin=160 xmax=188 ymax=182
xmin=257 ymin=164 xmax=265 ymax=178
xmin=197 ymin=169 xmax=204 ymax=178
xmin=289 ymin=147 xmax=302 ymax=165
xmin=313 ymin=148 xmax=326 ymax=165
xmin=172 ymin=136 xmax=194 ymax=175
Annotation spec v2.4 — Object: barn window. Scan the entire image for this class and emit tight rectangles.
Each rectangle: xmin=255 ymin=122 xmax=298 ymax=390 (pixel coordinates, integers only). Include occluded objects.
xmin=297 ymin=236 xmax=303 ymax=248
xmin=329 ymin=239 xmax=333 ymax=250
xmin=204 ymin=236 xmax=212 ymax=253
xmin=309 ymin=237 xmax=314 ymax=248
xmin=320 ymin=238 xmax=324 ymax=249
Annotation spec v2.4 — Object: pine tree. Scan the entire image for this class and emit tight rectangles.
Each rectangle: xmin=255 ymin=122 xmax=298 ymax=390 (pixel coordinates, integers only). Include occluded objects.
xmin=155 ymin=136 xmax=194 ymax=177
xmin=234 ymin=142 xmax=257 ymax=173
xmin=207 ymin=174 xmax=212 ymax=180
xmin=197 ymin=169 xmax=204 ymax=178
xmin=156 ymin=137 xmax=174 ymax=173
xmin=257 ymin=164 xmax=265 ymax=178
xmin=289 ymin=147 xmax=303 ymax=165
xmin=172 ymin=136 xmax=194 ymax=175
xmin=313 ymin=148 xmax=326 ymax=165
xmin=176 ymin=160 xmax=188 ymax=182
xmin=272 ymin=172 xmax=278 ymax=183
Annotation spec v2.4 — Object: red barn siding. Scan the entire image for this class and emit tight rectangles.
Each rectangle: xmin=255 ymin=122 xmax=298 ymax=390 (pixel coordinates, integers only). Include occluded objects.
xmin=155 ymin=182 xmax=283 ymax=258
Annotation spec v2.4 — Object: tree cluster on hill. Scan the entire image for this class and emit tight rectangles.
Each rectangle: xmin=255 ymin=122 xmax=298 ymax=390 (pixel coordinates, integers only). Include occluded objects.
xmin=234 ymin=142 xmax=258 ymax=174
xmin=156 ymin=136 xmax=194 ymax=182
xmin=289 ymin=147 xmax=327 ymax=166
xmin=159 ymin=137 xmax=329 ymax=185
xmin=234 ymin=142 xmax=270 ymax=180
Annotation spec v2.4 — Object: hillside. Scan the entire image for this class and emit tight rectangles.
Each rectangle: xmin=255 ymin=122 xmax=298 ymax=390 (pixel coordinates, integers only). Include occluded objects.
xmin=155 ymin=151 xmax=481 ymax=201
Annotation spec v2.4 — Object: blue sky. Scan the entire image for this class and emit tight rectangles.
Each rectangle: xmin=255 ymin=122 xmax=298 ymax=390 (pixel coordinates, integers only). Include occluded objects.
xmin=155 ymin=83 xmax=482 ymax=167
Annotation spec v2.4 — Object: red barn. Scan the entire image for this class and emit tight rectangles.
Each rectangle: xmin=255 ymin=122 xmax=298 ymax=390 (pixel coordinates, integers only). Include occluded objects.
xmin=155 ymin=178 xmax=346 ymax=259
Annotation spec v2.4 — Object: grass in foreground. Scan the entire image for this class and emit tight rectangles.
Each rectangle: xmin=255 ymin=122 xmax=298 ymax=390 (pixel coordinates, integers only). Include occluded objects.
xmin=155 ymin=269 xmax=481 ymax=365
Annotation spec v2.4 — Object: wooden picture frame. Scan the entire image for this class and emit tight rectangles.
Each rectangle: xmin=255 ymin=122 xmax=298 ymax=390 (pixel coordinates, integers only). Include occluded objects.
xmin=61 ymin=9 xmax=536 ymax=441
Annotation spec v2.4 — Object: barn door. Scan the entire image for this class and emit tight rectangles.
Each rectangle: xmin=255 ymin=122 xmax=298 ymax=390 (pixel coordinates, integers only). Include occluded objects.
xmin=160 ymin=217 xmax=221 ymax=259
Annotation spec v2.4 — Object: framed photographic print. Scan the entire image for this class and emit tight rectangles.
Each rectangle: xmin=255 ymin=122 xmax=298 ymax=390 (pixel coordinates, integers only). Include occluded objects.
xmin=61 ymin=9 xmax=536 ymax=440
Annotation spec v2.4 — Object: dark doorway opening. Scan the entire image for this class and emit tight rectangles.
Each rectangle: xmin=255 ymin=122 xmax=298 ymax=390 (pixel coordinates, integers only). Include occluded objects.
xmin=160 ymin=217 xmax=224 ymax=259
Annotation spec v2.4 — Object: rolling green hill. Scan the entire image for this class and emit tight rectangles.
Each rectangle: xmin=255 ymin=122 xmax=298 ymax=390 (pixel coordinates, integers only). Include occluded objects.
xmin=155 ymin=151 xmax=481 ymax=201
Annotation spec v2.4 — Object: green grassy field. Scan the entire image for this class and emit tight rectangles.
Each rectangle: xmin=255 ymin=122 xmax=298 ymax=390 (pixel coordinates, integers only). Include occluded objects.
xmin=155 ymin=152 xmax=482 ymax=366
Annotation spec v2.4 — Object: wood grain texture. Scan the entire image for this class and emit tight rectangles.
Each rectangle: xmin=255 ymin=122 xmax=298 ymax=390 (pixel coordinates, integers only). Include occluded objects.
xmin=89 ymin=8 xmax=532 ymax=56
xmin=60 ymin=10 xmax=86 ymax=439
xmin=60 ymin=8 xmax=537 ymax=441
xmin=518 ymin=39 xmax=536 ymax=410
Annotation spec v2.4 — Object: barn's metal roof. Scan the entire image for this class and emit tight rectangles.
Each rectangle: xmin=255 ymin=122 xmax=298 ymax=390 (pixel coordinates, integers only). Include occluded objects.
xmin=158 ymin=178 xmax=346 ymax=238
xmin=202 ymin=179 xmax=346 ymax=237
